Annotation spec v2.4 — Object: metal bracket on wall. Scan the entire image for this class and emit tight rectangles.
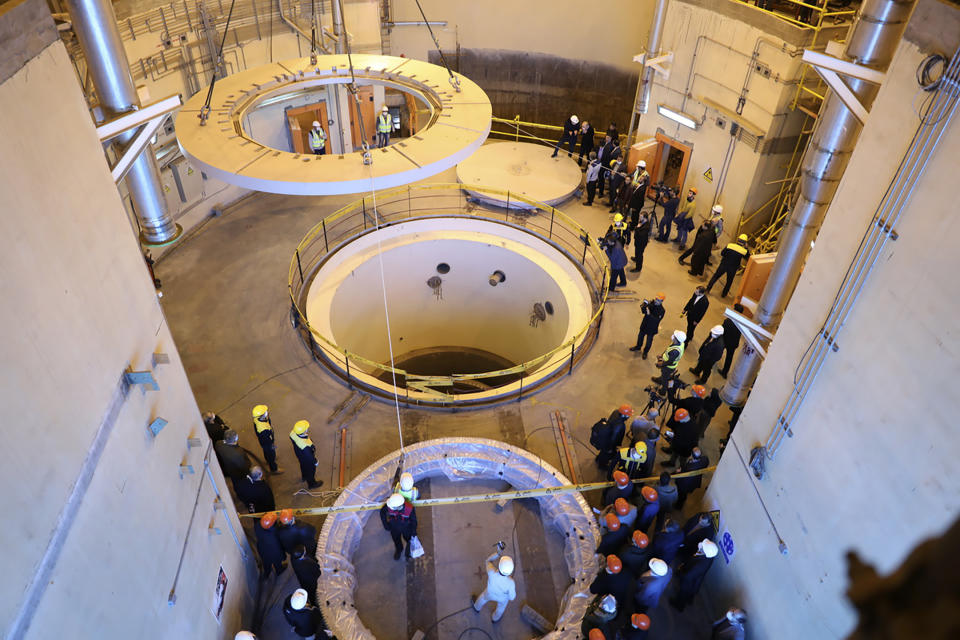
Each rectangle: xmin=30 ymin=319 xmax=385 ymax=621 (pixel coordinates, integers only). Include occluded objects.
xmin=724 ymin=306 xmax=775 ymax=359
xmin=124 ymin=369 xmax=159 ymax=390
xmin=147 ymin=417 xmax=168 ymax=436
xmin=801 ymin=50 xmax=886 ymax=125
xmin=633 ymin=50 xmax=674 ymax=80
xmin=94 ymin=94 xmax=183 ymax=185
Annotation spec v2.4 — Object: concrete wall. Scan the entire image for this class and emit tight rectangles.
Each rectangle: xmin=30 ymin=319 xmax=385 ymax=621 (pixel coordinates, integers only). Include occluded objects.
xmin=703 ymin=1 xmax=960 ymax=637
xmin=640 ymin=0 xmax=809 ymax=237
xmin=0 ymin=3 xmax=256 ymax=637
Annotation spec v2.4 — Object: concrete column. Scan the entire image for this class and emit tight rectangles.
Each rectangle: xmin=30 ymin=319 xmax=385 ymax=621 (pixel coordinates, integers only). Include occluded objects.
xmin=66 ymin=0 xmax=179 ymax=244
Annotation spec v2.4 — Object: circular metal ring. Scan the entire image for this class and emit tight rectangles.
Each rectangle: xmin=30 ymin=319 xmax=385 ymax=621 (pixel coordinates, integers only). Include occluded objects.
xmin=176 ymin=55 xmax=491 ymax=195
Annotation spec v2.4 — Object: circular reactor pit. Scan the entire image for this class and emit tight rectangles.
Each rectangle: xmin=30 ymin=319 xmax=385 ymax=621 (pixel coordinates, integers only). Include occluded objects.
xmin=316 ymin=438 xmax=601 ymax=640
xmin=176 ymin=55 xmax=491 ymax=195
xmin=290 ymin=185 xmax=610 ymax=407
xmin=457 ymin=142 xmax=584 ymax=208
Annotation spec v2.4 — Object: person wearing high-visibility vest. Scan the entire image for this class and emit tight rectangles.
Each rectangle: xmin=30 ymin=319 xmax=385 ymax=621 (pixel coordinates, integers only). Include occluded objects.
xmin=289 ymin=420 xmax=322 ymax=489
xmin=377 ymin=105 xmax=392 ymax=148
xmin=394 ymin=471 xmax=419 ymax=502
xmin=308 ymin=121 xmax=326 ymax=155
xmin=652 ymin=330 xmax=686 ymax=389
xmin=706 ymin=234 xmax=751 ymax=298
xmin=252 ymin=404 xmax=280 ymax=473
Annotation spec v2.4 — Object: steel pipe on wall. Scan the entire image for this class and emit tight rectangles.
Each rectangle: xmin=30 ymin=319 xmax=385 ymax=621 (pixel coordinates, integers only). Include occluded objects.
xmin=720 ymin=0 xmax=917 ymax=407
xmin=66 ymin=0 xmax=179 ymax=245
xmin=626 ymin=0 xmax=669 ymax=149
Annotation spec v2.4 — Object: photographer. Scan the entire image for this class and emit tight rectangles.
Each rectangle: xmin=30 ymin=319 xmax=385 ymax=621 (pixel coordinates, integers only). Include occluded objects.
xmin=661 ymin=408 xmax=697 ymax=470
xmin=602 ymin=231 xmax=629 ymax=292
xmin=630 ymin=210 xmax=652 ymax=274
xmin=629 ymin=294 xmax=666 ymax=358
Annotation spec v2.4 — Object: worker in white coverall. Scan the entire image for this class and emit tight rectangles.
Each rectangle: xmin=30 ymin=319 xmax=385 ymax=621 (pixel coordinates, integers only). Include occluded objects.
xmin=472 ymin=548 xmax=517 ymax=622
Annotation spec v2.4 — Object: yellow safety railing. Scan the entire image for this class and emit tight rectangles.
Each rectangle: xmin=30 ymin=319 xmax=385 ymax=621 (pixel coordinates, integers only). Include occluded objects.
xmin=287 ymin=183 xmax=610 ymax=405
xmin=489 ymin=115 xmax=627 ymax=146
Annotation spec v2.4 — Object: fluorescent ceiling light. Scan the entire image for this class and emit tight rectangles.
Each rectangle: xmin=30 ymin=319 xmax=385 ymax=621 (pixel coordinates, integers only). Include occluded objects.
xmin=657 ymin=104 xmax=699 ymax=129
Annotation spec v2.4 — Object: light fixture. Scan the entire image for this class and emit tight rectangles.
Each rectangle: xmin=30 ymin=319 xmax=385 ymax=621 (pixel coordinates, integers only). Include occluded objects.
xmin=657 ymin=104 xmax=700 ymax=130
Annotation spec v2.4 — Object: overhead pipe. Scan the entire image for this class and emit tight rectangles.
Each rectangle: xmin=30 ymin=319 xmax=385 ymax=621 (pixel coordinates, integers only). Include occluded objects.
xmin=331 ymin=0 xmax=345 ymax=54
xmin=626 ymin=0 xmax=668 ymax=150
xmin=721 ymin=0 xmax=918 ymax=407
xmin=277 ymin=0 xmax=330 ymax=54
xmin=66 ymin=0 xmax=180 ymax=245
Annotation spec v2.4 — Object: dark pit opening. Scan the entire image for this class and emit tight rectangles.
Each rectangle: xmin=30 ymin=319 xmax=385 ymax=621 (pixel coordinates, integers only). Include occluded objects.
xmin=376 ymin=346 xmax=523 ymax=392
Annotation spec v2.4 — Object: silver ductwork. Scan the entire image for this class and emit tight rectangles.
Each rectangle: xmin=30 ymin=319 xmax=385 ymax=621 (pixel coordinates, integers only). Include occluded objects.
xmin=66 ymin=0 xmax=179 ymax=245
xmin=721 ymin=0 xmax=917 ymax=406
xmin=626 ymin=0 xmax=669 ymax=149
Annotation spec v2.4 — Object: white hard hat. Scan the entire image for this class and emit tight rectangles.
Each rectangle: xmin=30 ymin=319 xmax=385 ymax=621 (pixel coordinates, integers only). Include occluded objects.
xmin=649 ymin=558 xmax=668 ymax=576
xmin=498 ymin=555 xmax=515 ymax=576
xmin=235 ymin=633 xmax=257 ymax=640
xmin=290 ymin=589 xmax=308 ymax=610
xmin=710 ymin=325 xmax=725 ymax=336
xmin=638 ymin=160 xmax=646 ymax=168
xmin=570 ymin=114 xmax=579 ymax=125
xmin=312 ymin=121 xmax=321 ymax=128
xmin=699 ymin=539 xmax=719 ymax=558
xmin=382 ymin=105 xmax=389 ymax=112
xmin=712 ymin=204 xmax=724 ymax=215
xmin=600 ymin=594 xmax=617 ymax=613
xmin=399 ymin=472 xmax=414 ymax=491
xmin=386 ymin=493 xmax=405 ymax=510
xmin=672 ymin=330 xmax=686 ymax=343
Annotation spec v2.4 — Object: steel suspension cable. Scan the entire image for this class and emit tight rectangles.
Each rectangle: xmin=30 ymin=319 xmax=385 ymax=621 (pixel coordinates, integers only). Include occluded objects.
xmin=198 ymin=0 xmax=238 ymax=125
xmin=412 ymin=0 xmax=460 ymax=92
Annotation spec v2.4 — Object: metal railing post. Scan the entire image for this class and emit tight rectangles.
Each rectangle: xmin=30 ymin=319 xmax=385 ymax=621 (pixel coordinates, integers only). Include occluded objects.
xmin=362 ymin=198 xmax=367 ymax=230
xmin=514 ymin=115 xmax=520 ymax=141
xmin=549 ymin=208 xmax=555 ymax=239
xmin=569 ymin=343 xmax=575 ymax=375
xmin=296 ymin=249 xmax=304 ymax=284
xmin=506 ymin=191 xmax=510 ymax=211
xmin=322 ymin=219 xmax=328 ymax=252
xmin=407 ymin=185 xmax=411 ymax=216
xmin=345 ymin=354 xmax=352 ymax=388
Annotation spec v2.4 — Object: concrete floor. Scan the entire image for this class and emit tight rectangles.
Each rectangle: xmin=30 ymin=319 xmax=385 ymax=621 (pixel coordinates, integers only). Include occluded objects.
xmin=157 ymin=162 xmax=737 ymax=639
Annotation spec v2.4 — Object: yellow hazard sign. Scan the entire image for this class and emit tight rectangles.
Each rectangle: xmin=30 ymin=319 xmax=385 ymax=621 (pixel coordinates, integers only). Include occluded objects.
xmin=703 ymin=167 xmax=714 ymax=183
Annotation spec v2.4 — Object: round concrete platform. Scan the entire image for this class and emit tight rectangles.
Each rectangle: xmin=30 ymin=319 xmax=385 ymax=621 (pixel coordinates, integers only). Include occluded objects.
xmin=457 ymin=141 xmax=582 ymax=208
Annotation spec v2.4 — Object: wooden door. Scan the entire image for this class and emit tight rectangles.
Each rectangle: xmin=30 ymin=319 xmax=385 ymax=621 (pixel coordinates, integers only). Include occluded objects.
xmin=349 ymin=86 xmax=376 ymax=149
xmin=286 ymin=101 xmax=329 ymax=154
xmin=654 ymin=131 xmax=692 ymax=192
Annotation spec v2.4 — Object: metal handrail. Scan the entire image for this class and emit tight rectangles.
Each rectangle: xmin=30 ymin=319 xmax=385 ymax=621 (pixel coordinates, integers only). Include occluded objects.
xmin=287 ymin=184 xmax=610 ymax=401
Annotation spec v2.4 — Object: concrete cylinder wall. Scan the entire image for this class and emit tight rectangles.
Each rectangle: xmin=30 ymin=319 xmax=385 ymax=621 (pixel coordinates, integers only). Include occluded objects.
xmin=0 ymin=2 xmax=255 ymax=637
xmin=702 ymin=2 xmax=960 ymax=637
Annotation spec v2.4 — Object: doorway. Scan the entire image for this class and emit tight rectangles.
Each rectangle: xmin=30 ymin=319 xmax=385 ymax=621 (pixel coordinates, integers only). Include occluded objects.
xmin=652 ymin=132 xmax=692 ymax=192
xmin=286 ymin=102 xmax=330 ymax=154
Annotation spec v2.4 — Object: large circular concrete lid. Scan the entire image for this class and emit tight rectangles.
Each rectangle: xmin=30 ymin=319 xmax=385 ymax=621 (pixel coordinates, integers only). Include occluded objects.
xmin=457 ymin=141 xmax=583 ymax=207
xmin=176 ymin=55 xmax=491 ymax=195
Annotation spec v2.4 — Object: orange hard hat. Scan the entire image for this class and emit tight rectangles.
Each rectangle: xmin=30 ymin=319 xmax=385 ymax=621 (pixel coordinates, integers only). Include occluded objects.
xmin=260 ymin=512 xmax=277 ymax=529
xmin=604 ymin=513 xmax=621 ymax=531
xmin=632 ymin=530 xmax=649 ymax=548
xmin=589 ymin=629 xmax=606 ymax=640
xmin=641 ymin=486 xmax=659 ymax=503
xmin=606 ymin=554 xmax=623 ymax=574
xmin=691 ymin=384 xmax=706 ymax=398
xmin=632 ymin=613 xmax=651 ymax=630
xmin=655 ymin=293 xmax=666 ymax=300
xmin=613 ymin=470 xmax=630 ymax=488
xmin=619 ymin=404 xmax=634 ymax=417
xmin=614 ymin=498 xmax=630 ymax=516
xmin=688 ymin=187 xmax=698 ymax=195
xmin=279 ymin=508 xmax=294 ymax=525
xmin=674 ymin=408 xmax=690 ymax=421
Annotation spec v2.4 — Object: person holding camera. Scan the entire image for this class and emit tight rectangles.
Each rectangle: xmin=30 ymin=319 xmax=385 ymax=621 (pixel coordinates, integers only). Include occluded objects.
xmin=661 ymin=408 xmax=697 ymax=470
xmin=603 ymin=231 xmax=629 ymax=292
xmin=655 ymin=188 xmax=680 ymax=241
xmin=473 ymin=542 xmax=516 ymax=622
xmin=630 ymin=294 xmax=666 ymax=358
xmin=630 ymin=211 xmax=652 ymax=273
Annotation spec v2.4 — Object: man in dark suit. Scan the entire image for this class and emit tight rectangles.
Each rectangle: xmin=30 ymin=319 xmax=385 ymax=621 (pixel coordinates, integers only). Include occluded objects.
xmin=676 ymin=448 xmax=710 ymax=509
xmin=690 ymin=325 xmax=726 ymax=384
xmin=681 ymin=286 xmax=709 ymax=348
xmin=630 ymin=295 xmax=666 ymax=359
xmin=719 ymin=304 xmax=744 ymax=377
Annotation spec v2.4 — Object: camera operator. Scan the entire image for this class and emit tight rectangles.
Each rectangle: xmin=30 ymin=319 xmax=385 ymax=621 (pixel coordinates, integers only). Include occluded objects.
xmin=629 ymin=294 xmax=666 ymax=358
xmin=630 ymin=210 xmax=653 ymax=274
xmin=661 ymin=408 xmax=697 ymax=470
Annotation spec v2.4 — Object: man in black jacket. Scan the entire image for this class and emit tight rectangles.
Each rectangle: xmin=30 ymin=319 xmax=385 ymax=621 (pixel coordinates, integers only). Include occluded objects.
xmin=630 ymin=211 xmax=652 ymax=273
xmin=552 ymin=114 xmax=580 ymax=157
xmin=707 ymin=235 xmax=750 ymax=297
xmin=203 ymin=412 xmax=228 ymax=443
xmin=719 ymin=304 xmax=744 ymax=377
xmin=214 ymin=430 xmax=251 ymax=492
xmin=630 ymin=295 xmax=666 ymax=358
xmin=680 ymin=220 xmax=716 ymax=276
xmin=655 ymin=188 xmax=680 ymax=242
xmin=590 ymin=554 xmax=635 ymax=614
xmin=681 ymin=286 xmax=709 ymax=348
xmin=255 ymin=512 xmax=287 ymax=576
xmin=675 ymin=448 xmax=709 ymax=509
xmin=578 ymin=120 xmax=595 ymax=166
xmin=662 ymin=408 xmax=697 ymax=469
xmin=593 ymin=405 xmax=633 ymax=469
xmin=290 ymin=545 xmax=321 ymax=604
xmin=235 ymin=466 xmax=274 ymax=514
xmin=380 ymin=493 xmax=418 ymax=560
xmin=690 ymin=325 xmax=726 ymax=384
xmin=282 ymin=588 xmax=327 ymax=638
xmin=278 ymin=509 xmax=318 ymax=557
xmin=597 ymin=137 xmax=620 ymax=199
xmin=670 ymin=539 xmax=718 ymax=611
xmin=679 ymin=512 xmax=717 ymax=565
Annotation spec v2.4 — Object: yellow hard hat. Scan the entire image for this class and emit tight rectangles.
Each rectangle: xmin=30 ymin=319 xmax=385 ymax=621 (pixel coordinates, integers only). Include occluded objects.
xmin=614 ymin=213 xmax=623 ymax=223
xmin=609 ymin=159 xmax=618 ymax=168
xmin=252 ymin=404 xmax=268 ymax=418
xmin=293 ymin=420 xmax=310 ymax=435
xmin=738 ymin=234 xmax=749 ymax=242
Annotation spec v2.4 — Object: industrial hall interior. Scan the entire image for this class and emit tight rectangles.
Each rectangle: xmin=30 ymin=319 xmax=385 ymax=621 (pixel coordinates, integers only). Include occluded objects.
xmin=3 ymin=0 xmax=959 ymax=638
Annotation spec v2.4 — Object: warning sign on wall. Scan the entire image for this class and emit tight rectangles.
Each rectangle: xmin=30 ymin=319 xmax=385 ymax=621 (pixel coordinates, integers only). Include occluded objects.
xmin=703 ymin=167 xmax=714 ymax=183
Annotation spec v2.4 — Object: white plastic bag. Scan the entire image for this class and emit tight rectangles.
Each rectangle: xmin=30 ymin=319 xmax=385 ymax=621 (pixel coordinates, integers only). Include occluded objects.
xmin=409 ymin=535 xmax=425 ymax=559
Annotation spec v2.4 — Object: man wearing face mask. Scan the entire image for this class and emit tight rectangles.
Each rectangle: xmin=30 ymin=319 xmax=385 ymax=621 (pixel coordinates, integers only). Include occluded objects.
xmin=681 ymin=286 xmax=710 ymax=348
xmin=630 ymin=294 xmax=666 ymax=359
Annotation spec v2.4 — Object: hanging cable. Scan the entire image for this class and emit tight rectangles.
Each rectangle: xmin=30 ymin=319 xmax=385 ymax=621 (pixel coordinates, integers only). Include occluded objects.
xmin=198 ymin=0 xmax=238 ymax=126
xmin=337 ymin=0 xmax=373 ymax=165
xmin=412 ymin=0 xmax=461 ymax=92
xmin=309 ymin=0 xmax=318 ymax=65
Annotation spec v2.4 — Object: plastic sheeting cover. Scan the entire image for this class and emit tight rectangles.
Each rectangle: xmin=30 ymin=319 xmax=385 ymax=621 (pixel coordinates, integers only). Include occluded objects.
xmin=316 ymin=438 xmax=601 ymax=639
